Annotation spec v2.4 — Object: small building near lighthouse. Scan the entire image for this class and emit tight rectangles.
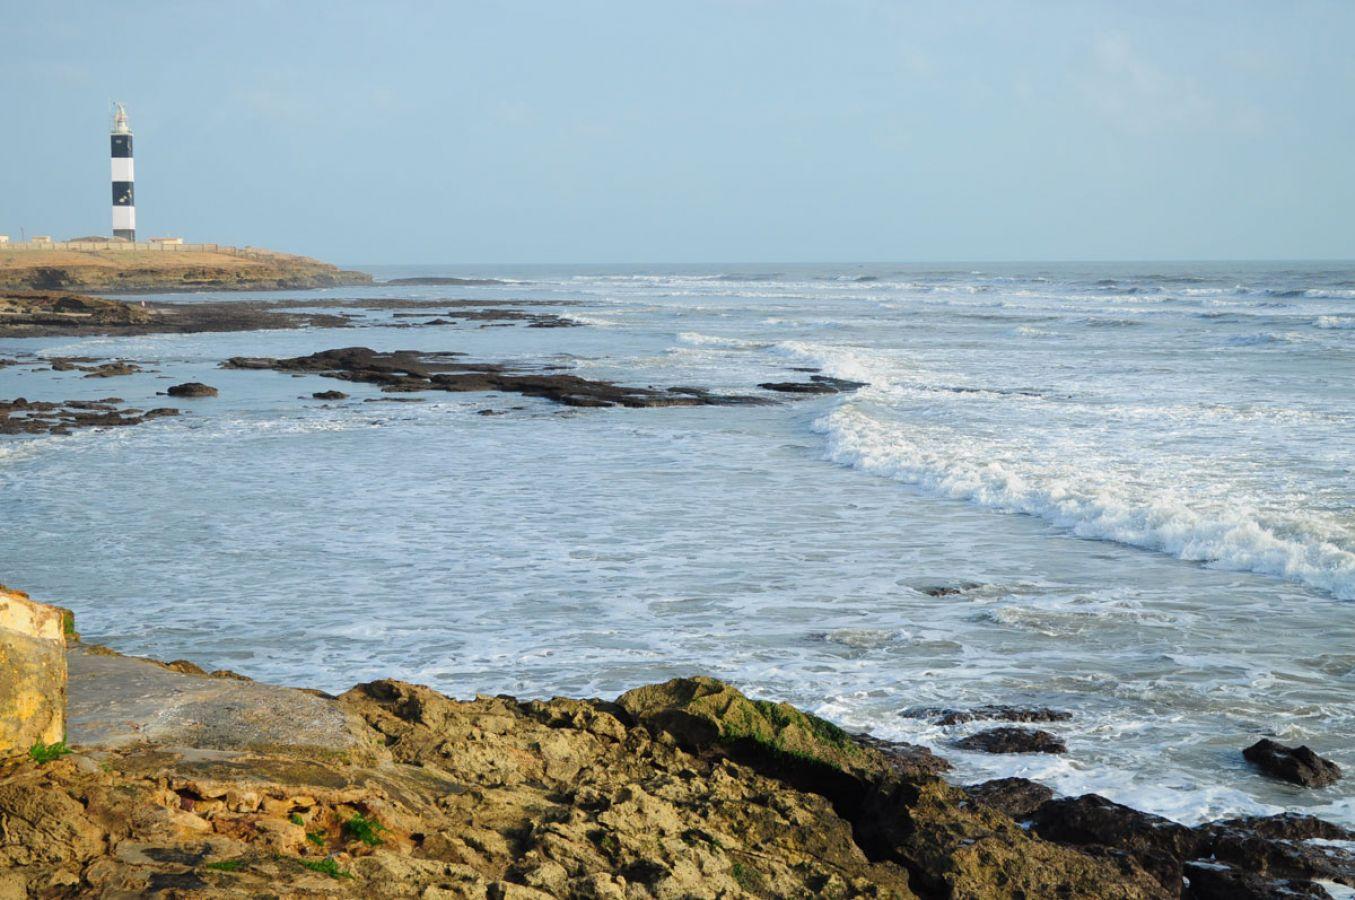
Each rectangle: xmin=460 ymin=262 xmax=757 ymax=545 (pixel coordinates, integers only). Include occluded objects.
xmin=110 ymin=103 xmax=136 ymax=241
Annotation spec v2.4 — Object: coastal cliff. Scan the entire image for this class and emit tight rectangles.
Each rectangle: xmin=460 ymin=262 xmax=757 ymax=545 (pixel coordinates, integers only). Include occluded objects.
xmin=2 ymin=600 xmax=1352 ymax=897
xmin=0 ymin=247 xmax=370 ymax=293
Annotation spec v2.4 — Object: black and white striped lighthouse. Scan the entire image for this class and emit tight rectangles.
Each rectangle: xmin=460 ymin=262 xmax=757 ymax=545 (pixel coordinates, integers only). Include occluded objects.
xmin=110 ymin=103 xmax=135 ymax=241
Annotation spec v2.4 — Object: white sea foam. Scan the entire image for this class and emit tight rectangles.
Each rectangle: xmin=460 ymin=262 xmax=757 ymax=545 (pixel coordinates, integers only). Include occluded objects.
xmin=1316 ymin=315 xmax=1355 ymax=330
xmin=814 ymin=403 xmax=1355 ymax=599
xmin=676 ymin=331 xmax=770 ymax=350
xmin=1227 ymin=331 xmax=1307 ymax=346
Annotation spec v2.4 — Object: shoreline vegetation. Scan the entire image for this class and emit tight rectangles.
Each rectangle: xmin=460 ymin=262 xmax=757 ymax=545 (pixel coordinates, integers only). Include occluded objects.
xmin=1 ymin=587 xmax=1352 ymax=898
xmin=0 ymin=245 xmax=371 ymax=293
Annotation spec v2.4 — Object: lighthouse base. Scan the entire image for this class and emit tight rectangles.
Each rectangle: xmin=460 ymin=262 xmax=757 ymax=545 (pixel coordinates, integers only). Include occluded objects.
xmin=113 ymin=229 xmax=136 ymax=242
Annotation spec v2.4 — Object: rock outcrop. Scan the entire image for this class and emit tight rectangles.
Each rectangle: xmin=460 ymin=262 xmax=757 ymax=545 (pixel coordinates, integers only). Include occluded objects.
xmin=962 ymin=777 xmax=1055 ymax=819
xmin=0 ymin=661 xmax=1177 ymax=898
xmin=1243 ymin=739 xmax=1343 ymax=788
xmin=0 ymin=290 xmax=352 ymax=339
xmin=166 ymin=382 xmax=219 ymax=398
xmin=1 ymin=398 xmax=178 ymax=436
xmin=224 ymin=347 xmax=769 ymax=409
xmin=955 ymin=726 xmax=1067 ymax=754
xmin=0 ymin=586 xmax=67 ymax=758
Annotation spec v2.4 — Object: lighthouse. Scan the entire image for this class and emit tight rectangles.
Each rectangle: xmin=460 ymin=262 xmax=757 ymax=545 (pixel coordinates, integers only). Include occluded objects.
xmin=110 ymin=103 xmax=135 ymax=241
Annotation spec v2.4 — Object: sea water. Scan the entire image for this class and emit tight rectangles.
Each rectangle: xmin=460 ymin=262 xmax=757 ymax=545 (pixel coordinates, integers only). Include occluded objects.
xmin=2 ymin=261 xmax=1352 ymax=826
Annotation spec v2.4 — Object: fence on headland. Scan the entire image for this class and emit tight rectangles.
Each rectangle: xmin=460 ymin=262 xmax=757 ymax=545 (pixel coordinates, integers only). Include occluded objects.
xmin=0 ymin=241 xmax=293 ymax=258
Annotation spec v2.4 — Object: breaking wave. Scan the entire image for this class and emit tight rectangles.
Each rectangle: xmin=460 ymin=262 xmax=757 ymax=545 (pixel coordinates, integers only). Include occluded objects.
xmin=813 ymin=403 xmax=1355 ymax=600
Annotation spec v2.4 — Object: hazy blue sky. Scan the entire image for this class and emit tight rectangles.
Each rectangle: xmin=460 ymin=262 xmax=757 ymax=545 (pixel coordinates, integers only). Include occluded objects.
xmin=4 ymin=1 xmax=1352 ymax=263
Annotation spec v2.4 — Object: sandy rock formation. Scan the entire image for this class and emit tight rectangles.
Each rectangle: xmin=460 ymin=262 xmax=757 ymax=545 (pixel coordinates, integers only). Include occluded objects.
xmin=0 ymin=586 xmax=68 ymax=758
xmin=0 ymin=248 xmax=370 ymax=292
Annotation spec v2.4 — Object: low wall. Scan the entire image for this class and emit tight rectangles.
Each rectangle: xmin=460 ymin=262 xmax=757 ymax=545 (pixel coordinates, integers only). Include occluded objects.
xmin=0 ymin=585 xmax=67 ymax=757
xmin=0 ymin=241 xmax=236 ymax=253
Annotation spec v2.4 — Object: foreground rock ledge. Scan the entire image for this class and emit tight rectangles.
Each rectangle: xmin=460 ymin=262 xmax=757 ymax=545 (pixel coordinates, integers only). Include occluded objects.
xmin=3 ymin=652 xmax=1352 ymax=898
xmin=2 ymin=661 xmax=1171 ymax=899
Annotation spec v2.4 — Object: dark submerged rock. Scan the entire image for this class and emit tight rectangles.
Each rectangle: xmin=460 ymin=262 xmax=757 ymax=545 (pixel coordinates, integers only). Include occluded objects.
xmin=1243 ymin=739 xmax=1342 ymax=788
xmin=963 ymin=777 xmax=1054 ymax=819
xmin=225 ymin=347 xmax=767 ymax=409
xmin=1183 ymin=861 xmax=1333 ymax=899
xmin=311 ymin=390 xmax=349 ymax=400
xmin=956 ymin=726 xmax=1067 ymax=754
xmin=166 ymin=382 xmax=219 ymax=398
xmin=910 ymin=704 xmax=1073 ymax=726
xmin=1194 ymin=814 xmax=1355 ymax=888
xmin=916 ymin=581 xmax=985 ymax=597
xmin=1200 ymin=814 xmax=1354 ymax=843
xmin=1 ymin=397 xmax=179 ymax=435
xmin=80 ymin=360 xmax=142 ymax=378
xmin=758 ymin=375 xmax=867 ymax=395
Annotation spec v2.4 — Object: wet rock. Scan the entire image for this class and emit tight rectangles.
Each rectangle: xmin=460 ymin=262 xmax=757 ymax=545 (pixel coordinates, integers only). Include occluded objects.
xmin=1031 ymin=794 xmax=1198 ymax=892
xmin=166 ymin=382 xmax=219 ymax=398
xmin=956 ymin=726 xmax=1067 ymax=754
xmin=225 ymin=347 xmax=766 ymax=409
xmin=311 ymin=390 xmax=348 ymax=400
xmin=80 ymin=361 xmax=142 ymax=378
xmin=963 ymin=777 xmax=1054 ymax=819
xmin=758 ymin=375 xmax=867 ymax=394
xmin=0 ymin=585 xmax=67 ymax=757
xmin=1194 ymin=813 xmax=1355 ymax=887
xmin=859 ymin=778 xmax=1168 ymax=898
xmin=1183 ymin=860 xmax=1334 ymax=899
xmin=1200 ymin=814 xmax=1354 ymax=843
xmin=850 ymin=732 xmax=952 ymax=778
xmin=909 ymin=704 xmax=1073 ymax=726
xmin=918 ymin=582 xmax=984 ymax=597
xmin=1243 ymin=739 xmax=1342 ymax=788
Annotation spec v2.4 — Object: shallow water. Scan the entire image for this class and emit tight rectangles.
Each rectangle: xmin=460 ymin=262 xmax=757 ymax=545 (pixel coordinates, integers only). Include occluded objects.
xmin=2 ymin=261 xmax=1352 ymax=826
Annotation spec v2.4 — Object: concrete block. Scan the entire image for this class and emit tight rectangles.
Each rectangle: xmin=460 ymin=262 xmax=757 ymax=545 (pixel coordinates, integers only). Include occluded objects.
xmin=0 ymin=585 xmax=67 ymax=757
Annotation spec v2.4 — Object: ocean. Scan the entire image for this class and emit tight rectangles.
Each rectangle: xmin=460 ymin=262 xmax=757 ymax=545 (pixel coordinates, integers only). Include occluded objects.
xmin=2 ymin=261 xmax=1352 ymax=827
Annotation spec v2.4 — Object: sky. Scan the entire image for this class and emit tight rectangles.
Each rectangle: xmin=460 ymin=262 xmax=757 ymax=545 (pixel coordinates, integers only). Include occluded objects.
xmin=2 ymin=1 xmax=1352 ymax=264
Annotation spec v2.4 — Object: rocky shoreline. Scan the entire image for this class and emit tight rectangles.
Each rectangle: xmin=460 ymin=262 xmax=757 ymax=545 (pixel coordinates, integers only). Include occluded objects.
xmin=0 ymin=291 xmax=600 ymax=339
xmin=2 ymin=586 xmax=1352 ymax=898
xmin=1 ymin=292 xmax=867 ymax=417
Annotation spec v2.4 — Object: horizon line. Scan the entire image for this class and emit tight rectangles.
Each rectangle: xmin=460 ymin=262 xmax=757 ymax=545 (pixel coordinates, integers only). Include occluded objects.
xmin=340 ymin=257 xmax=1355 ymax=268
